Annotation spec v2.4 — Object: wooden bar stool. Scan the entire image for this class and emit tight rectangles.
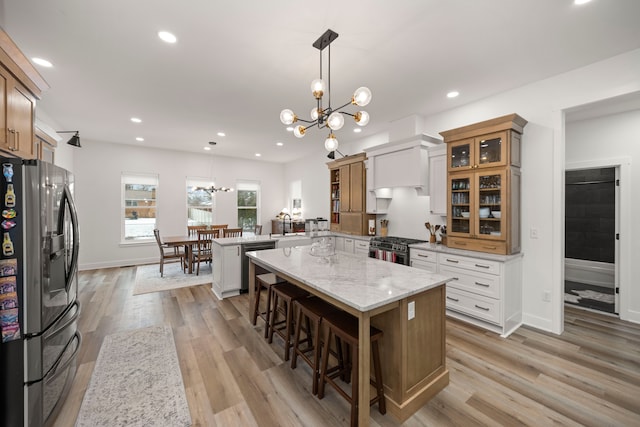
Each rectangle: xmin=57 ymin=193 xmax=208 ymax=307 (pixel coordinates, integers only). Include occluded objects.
xmin=318 ymin=310 xmax=386 ymax=427
xmin=251 ymin=273 xmax=287 ymax=338
xmin=268 ymin=283 xmax=309 ymax=361
xmin=290 ymin=296 xmax=340 ymax=395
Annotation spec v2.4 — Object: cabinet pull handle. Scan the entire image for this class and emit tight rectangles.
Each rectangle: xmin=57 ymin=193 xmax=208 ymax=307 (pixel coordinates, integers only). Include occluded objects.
xmin=474 ymin=304 xmax=490 ymax=311
xmin=455 ymin=241 xmax=467 ymax=246
xmin=446 ymin=296 xmax=459 ymax=302
xmin=237 ymin=247 xmax=240 ymax=256
xmin=452 ymin=277 xmax=459 ymax=281
xmin=417 ymin=253 xmax=430 ymax=258
xmin=482 ymin=246 xmax=497 ymax=250
xmin=475 ymin=263 xmax=490 ymax=269
xmin=446 ymin=258 xmax=459 ymax=263
xmin=474 ymin=281 xmax=490 ymax=287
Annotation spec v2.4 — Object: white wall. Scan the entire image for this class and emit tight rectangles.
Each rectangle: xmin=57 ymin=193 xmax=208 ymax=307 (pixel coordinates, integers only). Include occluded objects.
xmin=74 ymin=141 xmax=285 ymax=270
xmin=566 ymin=109 xmax=640 ymax=322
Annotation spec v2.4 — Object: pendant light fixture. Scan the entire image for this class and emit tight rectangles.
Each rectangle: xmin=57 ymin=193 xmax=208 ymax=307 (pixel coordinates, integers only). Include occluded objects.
xmin=196 ymin=186 xmax=234 ymax=193
xmin=280 ymin=29 xmax=371 ymax=152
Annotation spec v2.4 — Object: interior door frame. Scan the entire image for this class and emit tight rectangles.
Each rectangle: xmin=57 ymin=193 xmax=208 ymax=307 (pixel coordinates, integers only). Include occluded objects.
xmin=564 ymin=158 xmax=630 ymax=319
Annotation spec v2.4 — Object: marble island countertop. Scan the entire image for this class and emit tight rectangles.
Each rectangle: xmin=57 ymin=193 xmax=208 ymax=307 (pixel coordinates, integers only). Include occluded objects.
xmin=247 ymin=245 xmax=452 ymax=312
xmin=211 ymin=231 xmax=371 ymax=246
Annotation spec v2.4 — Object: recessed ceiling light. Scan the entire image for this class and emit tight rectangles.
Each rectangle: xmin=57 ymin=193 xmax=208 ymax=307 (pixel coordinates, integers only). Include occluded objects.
xmin=255 ymin=153 xmax=262 ymax=157
xmin=353 ymin=128 xmax=362 ymax=133
xmin=217 ymin=132 xmax=226 ymax=137
xmin=131 ymin=117 xmax=142 ymax=123
xmin=32 ymin=57 xmax=52 ymax=67
xmin=286 ymin=127 xmax=294 ymax=132
xmin=158 ymin=31 xmax=177 ymax=43
xmin=204 ymin=146 xmax=211 ymax=151
xmin=276 ymin=142 xmax=284 ymax=146
xmin=447 ymin=91 xmax=459 ymax=98
xmin=574 ymin=0 xmax=591 ymax=5
xmin=136 ymin=137 xmax=144 ymax=142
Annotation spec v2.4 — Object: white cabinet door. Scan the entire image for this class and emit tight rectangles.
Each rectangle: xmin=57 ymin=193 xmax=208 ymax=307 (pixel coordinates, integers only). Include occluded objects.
xmin=354 ymin=240 xmax=369 ymax=256
xmin=334 ymin=237 xmax=345 ymax=252
xmin=343 ymin=238 xmax=355 ymax=253
xmin=428 ymin=144 xmax=447 ymax=216
xmin=212 ymin=244 xmax=241 ymax=299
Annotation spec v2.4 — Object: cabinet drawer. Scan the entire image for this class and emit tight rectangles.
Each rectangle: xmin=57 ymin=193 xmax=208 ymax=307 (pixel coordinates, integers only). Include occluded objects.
xmin=410 ymin=249 xmax=437 ymax=263
xmin=440 ymin=265 xmax=500 ymax=299
xmin=447 ymin=237 xmax=507 ymax=255
xmin=446 ymin=287 xmax=501 ymax=325
xmin=354 ymin=240 xmax=369 ymax=255
xmin=438 ymin=253 xmax=500 ymax=275
xmin=410 ymin=259 xmax=437 ymax=273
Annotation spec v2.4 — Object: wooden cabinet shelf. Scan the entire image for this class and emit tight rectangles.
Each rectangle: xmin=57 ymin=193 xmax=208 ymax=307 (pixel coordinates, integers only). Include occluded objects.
xmin=441 ymin=114 xmax=527 ymax=255
xmin=327 ymin=153 xmax=374 ymax=235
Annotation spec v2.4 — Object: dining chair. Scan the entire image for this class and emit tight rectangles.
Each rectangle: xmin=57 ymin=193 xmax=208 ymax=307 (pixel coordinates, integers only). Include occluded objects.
xmin=223 ymin=228 xmax=243 ymax=238
xmin=153 ymin=229 xmax=185 ymax=277
xmin=254 ymin=224 xmax=263 ymax=235
xmin=211 ymin=224 xmax=228 ymax=232
xmin=193 ymin=229 xmax=215 ymax=275
xmin=187 ymin=225 xmax=207 ymax=237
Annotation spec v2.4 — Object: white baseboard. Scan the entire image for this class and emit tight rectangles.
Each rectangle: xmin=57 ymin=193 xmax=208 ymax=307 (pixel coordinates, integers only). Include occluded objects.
xmin=522 ymin=312 xmax=558 ymax=334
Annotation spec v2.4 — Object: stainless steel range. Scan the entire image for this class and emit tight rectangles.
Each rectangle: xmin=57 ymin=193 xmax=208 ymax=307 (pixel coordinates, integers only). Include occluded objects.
xmin=368 ymin=236 xmax=426 ymax=265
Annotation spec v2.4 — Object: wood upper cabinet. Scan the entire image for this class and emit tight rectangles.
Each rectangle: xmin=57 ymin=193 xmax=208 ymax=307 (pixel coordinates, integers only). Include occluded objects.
xmin=0 ymin=29 xmax=49 ymax=159
xmin=35 ymin=127 xmax=57 ymax=163
xmin=441 ymin=114 xmax=526 ymax=255
xmin=328 ymin=152 xmax=373 ymax=235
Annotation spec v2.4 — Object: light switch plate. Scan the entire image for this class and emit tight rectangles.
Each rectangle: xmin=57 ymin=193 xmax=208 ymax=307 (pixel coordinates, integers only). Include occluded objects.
xmin=408 ymin=301 xmax=415 ymax=320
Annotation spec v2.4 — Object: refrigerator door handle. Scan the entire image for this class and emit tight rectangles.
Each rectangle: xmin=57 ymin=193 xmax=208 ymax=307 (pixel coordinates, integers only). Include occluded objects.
xmin=59 ymin=184 xmax=80 ymax=292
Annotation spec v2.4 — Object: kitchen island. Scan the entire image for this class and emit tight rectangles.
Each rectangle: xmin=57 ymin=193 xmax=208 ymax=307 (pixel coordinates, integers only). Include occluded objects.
xmin=247 ymin=246 xmax=452 ymax=425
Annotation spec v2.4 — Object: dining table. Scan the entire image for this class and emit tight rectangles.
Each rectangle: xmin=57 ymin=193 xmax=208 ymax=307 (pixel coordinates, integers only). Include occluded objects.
xmin=162 ymin=235 xmax=200 ymax=274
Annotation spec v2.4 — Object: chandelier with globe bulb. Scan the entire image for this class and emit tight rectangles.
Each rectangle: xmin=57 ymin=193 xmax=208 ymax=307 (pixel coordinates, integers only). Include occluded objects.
xmin=279 ymin=29 xmax=371 ymax=152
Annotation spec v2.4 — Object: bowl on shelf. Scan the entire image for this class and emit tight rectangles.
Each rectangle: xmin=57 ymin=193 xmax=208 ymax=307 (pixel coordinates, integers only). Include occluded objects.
xmin=479 ymin=207 xmax=490 ymax=218
xmin=490 ymin=231 xmax=501 ymax=236
xmin=461 ymin=212 xmax=470 ymax=218
xmin=491 ymin=211 xmax=501 ymax=219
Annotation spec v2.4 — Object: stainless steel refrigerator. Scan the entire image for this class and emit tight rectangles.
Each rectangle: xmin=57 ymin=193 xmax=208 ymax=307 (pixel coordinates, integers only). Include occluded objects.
xmin=0 ymin=158 xmax=80 ymax=426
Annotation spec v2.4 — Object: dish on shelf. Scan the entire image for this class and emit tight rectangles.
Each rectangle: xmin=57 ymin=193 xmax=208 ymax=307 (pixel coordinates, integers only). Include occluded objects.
xmin=490 ymin=231 xmax=501 ymax=236
xmin=461 ymin=212 xmax=470 ymax=218
xmin=491 ymin=211 xmax=501 ymax=218
xmin=479 ymin=207 xmax=490 ymax=218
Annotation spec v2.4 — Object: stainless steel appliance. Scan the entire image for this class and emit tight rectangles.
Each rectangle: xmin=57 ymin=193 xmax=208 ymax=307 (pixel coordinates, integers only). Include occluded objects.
xmin=368 ymin=236 xmax=425 ymax=265
xmin=305 ymin=217 xmax=328 ymax=233
xmin=240 ymin=241 xmax=276 ymax=292
xmin=0 ymin=158 xmax=80 ymax=427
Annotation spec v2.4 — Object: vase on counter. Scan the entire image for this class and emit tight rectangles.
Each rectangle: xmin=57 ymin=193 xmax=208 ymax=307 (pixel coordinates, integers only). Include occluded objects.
xmin=430 ymin=234 xmax=436 ymax=244
xmin=380 ymin=226 xmax=388 ymax=237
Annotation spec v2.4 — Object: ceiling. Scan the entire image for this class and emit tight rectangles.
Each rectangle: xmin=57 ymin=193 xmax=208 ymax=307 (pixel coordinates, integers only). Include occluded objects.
xmin=2 ymin=0 xmax=640 ymax=163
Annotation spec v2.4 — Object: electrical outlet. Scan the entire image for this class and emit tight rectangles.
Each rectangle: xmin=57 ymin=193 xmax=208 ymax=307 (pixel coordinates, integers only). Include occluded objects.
xmin=530 ymin=228 xmax=539 ymax=239
xmin=543 ymin=291 xmax=551 ymax=302
xmin=408 ymin=301 xmax=415 ymax=320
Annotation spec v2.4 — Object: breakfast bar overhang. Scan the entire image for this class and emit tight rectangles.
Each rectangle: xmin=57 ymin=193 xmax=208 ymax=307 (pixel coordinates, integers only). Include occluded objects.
xmin=247 ymin=247 xmax=452 ymax=425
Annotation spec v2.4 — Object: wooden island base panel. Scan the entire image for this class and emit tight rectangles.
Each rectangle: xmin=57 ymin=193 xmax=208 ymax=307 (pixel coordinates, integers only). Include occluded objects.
xmin=247 ymin=247 xmax=452 ymax=425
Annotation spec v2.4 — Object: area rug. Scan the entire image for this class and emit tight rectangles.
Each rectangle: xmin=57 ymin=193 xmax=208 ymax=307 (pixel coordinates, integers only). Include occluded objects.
xmin=133 ymin=262 xmax=212 ymax=295
xmin=75 ymin=325 xmax=191 ymax=427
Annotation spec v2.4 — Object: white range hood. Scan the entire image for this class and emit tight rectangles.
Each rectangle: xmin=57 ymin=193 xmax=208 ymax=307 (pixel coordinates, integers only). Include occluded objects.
xmin=365 ymin=133 xmax=442 ymax=196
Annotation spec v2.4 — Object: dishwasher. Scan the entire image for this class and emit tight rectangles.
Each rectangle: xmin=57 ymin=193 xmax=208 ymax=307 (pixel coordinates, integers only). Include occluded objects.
xmin=240 ymin=241 xmax=277 ymax=293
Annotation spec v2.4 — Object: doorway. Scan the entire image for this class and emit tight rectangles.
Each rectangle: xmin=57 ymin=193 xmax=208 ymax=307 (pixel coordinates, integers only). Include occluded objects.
xmin=564 ymin=166 xmax=619 ymax=315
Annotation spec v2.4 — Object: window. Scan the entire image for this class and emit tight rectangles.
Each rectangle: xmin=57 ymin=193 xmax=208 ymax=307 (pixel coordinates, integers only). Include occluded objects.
xmin=237 ymin=181 xmax=260 ymax=233
xmin=122 ymin=173 xmax=158 ymax=242
xmin=187 ymin=177 xmax=214 ymax=226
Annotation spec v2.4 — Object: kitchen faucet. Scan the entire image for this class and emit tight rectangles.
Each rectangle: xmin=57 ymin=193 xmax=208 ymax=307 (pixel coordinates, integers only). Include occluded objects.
xmin=282 ymin=213 xmax=291 ymax=235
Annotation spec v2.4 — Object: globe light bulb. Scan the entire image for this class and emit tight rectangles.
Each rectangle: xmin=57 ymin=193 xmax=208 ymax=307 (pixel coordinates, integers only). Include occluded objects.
xmin=354 ymin=111 xmax=370 ymax=126
xmin=324 ymin=134 xmax=339 ymax=151
xmin=310 ymin=79 xmax=326 ymax=99
xmin=353 ymin=87 xmax=372 ymax=106
xmin=280 ymin=109 xmax=296 ymax=125
xmin=327 ymin=112 xmax=345 ymax=130
xmin=310 ymin=107 xmax=320 ymax=121
xmin=293 ymin=125 xmax=306 ymax=138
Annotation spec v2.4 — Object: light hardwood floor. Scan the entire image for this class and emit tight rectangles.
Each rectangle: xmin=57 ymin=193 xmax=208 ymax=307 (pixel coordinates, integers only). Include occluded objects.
xmin=53 ymin=267 xmax=640 ymax=426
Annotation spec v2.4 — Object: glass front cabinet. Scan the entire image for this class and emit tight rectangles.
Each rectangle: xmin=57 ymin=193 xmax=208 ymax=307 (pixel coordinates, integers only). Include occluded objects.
xmin=441 ymin=114 xmax=527 ymax=255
